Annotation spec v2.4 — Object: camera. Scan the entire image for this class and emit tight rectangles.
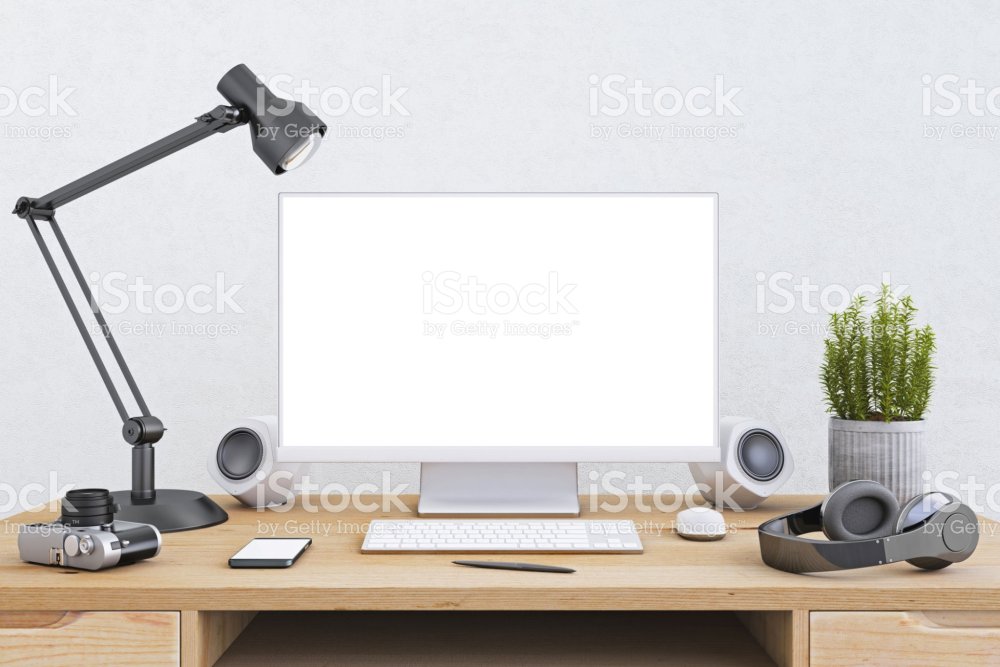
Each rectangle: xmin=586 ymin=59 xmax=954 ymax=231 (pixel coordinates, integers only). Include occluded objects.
xmin=18 ymin=489 xmax=161 ymax=571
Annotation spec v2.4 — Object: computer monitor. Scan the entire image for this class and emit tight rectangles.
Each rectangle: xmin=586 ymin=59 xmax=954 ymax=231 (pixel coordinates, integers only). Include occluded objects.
xmin=278 ymin=194 xmax=718 ymax=515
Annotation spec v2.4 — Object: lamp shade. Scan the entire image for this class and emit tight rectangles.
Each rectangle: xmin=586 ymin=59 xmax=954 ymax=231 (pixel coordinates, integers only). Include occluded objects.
xmin=217 ymin=64 xmax=327 ymax=174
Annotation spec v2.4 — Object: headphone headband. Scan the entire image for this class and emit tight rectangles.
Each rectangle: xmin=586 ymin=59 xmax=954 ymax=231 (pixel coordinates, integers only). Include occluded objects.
xmin=759 ymin=504 xmax=889 ymax=573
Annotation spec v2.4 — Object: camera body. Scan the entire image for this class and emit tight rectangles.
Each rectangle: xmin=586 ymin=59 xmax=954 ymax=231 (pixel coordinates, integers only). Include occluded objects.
xmin=18 ymin=520 xmax=161 ymax=571
xmin=18 ymin=489 xmax=161 ymax=571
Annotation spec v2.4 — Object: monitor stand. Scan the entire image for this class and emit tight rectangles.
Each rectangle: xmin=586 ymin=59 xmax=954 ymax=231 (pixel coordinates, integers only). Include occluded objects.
xmin=417 ymin=463 xmax=580 ymax=517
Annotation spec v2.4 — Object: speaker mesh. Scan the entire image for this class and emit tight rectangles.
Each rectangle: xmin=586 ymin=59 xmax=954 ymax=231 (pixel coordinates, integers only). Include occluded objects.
xmin=217 ymin=428 xmax=264 ymax=481
xmin=737 ymin=430 xmax=783 ymax=482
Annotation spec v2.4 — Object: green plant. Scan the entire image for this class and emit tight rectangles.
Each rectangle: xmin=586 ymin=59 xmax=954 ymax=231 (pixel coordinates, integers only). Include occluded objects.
xmin=820 ymin=284 xmax=935 ymax=422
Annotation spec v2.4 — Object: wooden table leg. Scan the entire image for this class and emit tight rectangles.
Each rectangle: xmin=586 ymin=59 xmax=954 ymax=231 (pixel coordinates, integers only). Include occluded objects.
xmin=181 ymin=611 xmax=256 ymax=667
xmin=738 ymin=610 xmax=810 ymax=667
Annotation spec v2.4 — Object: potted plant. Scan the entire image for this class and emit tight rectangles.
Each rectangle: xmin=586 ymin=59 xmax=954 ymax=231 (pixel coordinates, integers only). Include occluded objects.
xmin=820 ymin=284 xmax=936 ymax=503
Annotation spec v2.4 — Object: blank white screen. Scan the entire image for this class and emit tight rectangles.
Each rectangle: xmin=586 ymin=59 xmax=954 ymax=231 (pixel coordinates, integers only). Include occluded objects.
xmin=280 ymin=195 xmax=716 ymax=452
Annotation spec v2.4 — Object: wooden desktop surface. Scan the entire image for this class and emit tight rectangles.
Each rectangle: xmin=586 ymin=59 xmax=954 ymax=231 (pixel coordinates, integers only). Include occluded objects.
xmin=0 ymin=495 xmax=998 ymax=612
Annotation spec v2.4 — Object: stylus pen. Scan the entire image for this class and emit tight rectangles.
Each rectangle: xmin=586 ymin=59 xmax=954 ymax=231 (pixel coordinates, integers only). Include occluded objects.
xmin=453 ymin=560 xmax=575 ymax=573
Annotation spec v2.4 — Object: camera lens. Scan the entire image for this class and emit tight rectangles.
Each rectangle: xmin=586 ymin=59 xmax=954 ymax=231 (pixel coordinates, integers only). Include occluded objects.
xmin=60 ymin=488 xmax=116 ymax=527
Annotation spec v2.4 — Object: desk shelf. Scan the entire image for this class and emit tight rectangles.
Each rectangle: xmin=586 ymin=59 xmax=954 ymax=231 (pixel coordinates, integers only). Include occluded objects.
xmin=216 ymin=611 xmax=778 ymax=667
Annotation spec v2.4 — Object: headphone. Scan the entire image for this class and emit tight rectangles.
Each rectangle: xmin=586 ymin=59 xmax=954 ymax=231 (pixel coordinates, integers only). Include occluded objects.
xmin=758 ymin=480 xmax=979 ymax=573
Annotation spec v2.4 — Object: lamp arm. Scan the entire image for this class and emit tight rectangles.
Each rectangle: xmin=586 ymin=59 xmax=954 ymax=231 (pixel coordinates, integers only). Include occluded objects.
xmin=14 ymin=105 xmax=246 ymax=217
xmin=12 ymin=104 xmax=247 ymax=431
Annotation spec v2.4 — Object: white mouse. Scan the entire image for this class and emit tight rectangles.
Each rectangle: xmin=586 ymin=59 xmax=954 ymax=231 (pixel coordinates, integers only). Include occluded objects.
xmin=676 ymin=506 xmax=728 ymax=541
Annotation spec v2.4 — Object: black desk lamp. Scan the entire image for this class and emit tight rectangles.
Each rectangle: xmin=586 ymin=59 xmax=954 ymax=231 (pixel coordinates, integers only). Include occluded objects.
xmin=12 ymin=64 xmax=327 ymax=532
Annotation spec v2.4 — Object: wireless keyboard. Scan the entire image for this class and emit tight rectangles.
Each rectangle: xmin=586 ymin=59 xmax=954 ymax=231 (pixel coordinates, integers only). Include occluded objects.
xmin=362 ymin=519 xmax=643 ymax=553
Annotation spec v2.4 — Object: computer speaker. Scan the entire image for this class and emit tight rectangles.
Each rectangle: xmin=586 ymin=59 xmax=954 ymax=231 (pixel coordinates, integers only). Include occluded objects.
xmin=688 ymin=416 xmax=794 ymax=510
xmin=207 ymin=416 xmax=304 ymax=508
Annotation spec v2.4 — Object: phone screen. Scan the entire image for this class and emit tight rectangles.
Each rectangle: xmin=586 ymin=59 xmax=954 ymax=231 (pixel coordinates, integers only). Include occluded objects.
xmin=229 ymin=538 xmax=311 ymax=568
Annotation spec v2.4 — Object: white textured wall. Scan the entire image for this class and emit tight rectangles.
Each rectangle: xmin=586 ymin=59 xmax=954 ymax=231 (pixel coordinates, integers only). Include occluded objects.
xmin=2 ymin=1 xmax=998 ymax=517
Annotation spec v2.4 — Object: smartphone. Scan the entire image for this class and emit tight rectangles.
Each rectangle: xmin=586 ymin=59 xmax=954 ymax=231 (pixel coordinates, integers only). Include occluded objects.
xmin=228 ymin=537 xmax=312 ymax=568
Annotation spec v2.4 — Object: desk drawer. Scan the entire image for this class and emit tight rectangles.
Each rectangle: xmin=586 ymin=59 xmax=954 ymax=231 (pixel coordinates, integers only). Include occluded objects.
xmin=0 ymin=611 xmax=179 ymax=666
xmin=811 ymin=611 xmax=1000 ymax=666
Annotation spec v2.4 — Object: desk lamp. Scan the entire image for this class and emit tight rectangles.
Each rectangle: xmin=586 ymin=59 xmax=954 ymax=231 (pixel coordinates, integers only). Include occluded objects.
xmin=12 ymin=64 xmax=327 ymax=531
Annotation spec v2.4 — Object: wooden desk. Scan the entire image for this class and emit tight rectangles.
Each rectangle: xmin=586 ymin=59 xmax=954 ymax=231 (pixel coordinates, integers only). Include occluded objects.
xmin=0 ymin=495 xmax=998 ymax=666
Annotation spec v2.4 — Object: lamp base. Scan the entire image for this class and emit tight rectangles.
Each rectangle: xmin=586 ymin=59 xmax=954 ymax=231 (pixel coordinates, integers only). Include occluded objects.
xmin=110 ymin=489 xmax=228 ymax=533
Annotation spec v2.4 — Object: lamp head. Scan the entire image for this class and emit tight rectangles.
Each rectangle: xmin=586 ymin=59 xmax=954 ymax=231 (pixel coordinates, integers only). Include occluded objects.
xmin=217 ymin=64 xmax=327 ymax=174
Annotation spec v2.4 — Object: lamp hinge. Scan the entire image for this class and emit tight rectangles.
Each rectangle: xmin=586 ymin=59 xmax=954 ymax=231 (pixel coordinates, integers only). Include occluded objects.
xmin=12 ymin=197 xmax=53 ymax=220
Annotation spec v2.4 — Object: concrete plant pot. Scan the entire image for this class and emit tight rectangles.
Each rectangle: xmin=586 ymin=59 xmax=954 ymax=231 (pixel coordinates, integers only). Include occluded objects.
xmin=828 ymin=418 xmax=925 ymax=503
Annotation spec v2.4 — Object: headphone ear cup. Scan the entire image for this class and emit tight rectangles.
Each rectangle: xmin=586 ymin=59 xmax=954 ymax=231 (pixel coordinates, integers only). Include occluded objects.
xmin=821 ymin=480 xmax=901 ymax=542
xmin=897 ymin=492 xmax=956 ymax=532
xmin=896 ymin=492 xmax=961 ymax=570
xmin=903 ymin=556 xmax=952 ymax=571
